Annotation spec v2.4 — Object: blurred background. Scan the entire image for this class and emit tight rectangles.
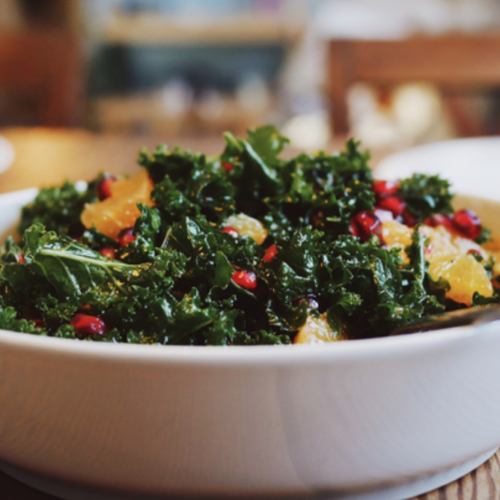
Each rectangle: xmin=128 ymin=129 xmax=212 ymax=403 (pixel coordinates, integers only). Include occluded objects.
xmin=2 ymin=0 xmax=500 ymax=152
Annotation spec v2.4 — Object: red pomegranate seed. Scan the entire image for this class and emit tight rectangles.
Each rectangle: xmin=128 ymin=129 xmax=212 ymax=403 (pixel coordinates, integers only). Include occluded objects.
xmin=468 ymin=249 xmax=481 ymax=256
xmin=425 ymin=214 xmax=454 ymax=230
xmin=32 ymin=319 xmax=43 ymax=330
xmin=232 ymin=270 xmax=258 ymax=290
xmin=312 ymin=211 xmax=324 ymax=229
xmin=403 ymin=208 xmax=419 ymax=227
xmin=17 ymin=251 xmax=26 ymax=264
xmin=373 ymin=180 xmax=399 ymax=201
xmin=118 ymin=228 xmax=135 ymax=247
xmin=349 ymin=211 xmax=382 ymax=243
xmin=221 ymin=227 xmax=239 ymax=238
xmin=377 ymin=195 xmax=406 ymax=217
xmin=70 ymin=314 xmax=109 ymax=336
xmin=349 ymin=221 xmax=360 ymax=238
xmin=452 ymin=209 xmax=482 ymax=240
xmin=262 ymin=244 xmax=278 ymax=263
xmin=293 ymin=296 xmax=319 ymax=309
xmin=97 ymin=176 xmax=117 ymax=201
xmin=99 ymin=247 xmax=117 ymax=259
xmin=222 ymin=162 xmax=233 ymax=172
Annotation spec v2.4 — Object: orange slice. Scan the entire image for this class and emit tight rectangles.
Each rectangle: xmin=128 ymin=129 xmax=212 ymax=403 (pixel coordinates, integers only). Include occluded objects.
xmin=223 ymin=214 xmax=268 ymax=245
xmin=381 ymin=220 xmax=413 ymax=263
xmin=294 ymin=313 xmax=343 ymax=344
xmin=428 ymin=253 xmax=493 ymax=306
xmin=81 ymin=170 xmax=154 ymax=241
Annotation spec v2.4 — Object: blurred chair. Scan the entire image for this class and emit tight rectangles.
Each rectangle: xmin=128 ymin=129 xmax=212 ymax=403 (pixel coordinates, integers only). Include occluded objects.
xmin=0 ymin=30 xmax=82 ymax=127
xmin=327 ymin=35 xmax=500 ymax=137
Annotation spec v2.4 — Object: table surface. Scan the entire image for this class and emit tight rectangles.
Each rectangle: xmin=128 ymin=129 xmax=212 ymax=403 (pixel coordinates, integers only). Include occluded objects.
xmin=0 ymin=127 xmax=498 ymax=500
xmin=0 ymin=128 xmax=399 ymax=194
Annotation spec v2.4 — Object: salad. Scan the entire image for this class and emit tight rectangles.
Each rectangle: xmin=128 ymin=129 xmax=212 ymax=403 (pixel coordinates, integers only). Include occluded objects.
xmin=0 ymin=126 xmax=499 ymax=346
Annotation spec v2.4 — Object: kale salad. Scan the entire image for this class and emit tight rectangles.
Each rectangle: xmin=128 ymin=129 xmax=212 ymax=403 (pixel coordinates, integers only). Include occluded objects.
xmin=0 ymin=126 xmax=498 ymax=346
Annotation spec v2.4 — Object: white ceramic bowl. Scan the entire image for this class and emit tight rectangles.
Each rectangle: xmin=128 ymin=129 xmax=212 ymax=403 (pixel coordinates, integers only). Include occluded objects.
xmin=375 ymin=137 xmax=500 ymax=202
xmin=1 ymin=188 xmax=500 ymax=500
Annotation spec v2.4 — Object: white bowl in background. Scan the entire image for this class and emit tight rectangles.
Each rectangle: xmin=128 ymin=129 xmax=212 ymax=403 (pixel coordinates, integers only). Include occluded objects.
xmin=0 ymin=188 xmax=500 ymax=500
xmin=375 ymin=137 xmax=500 ymax=202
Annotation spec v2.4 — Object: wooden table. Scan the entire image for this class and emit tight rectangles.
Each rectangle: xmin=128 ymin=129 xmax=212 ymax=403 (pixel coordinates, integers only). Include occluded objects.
xmin=0 ymin=128 xmax=498 ymax=500
xmin=0 ymin=128 xmax=398 ymax=194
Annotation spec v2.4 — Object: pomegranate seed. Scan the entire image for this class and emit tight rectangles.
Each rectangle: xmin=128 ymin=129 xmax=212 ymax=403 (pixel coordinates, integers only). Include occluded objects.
xmin=97 ymin=176 xmax=117 ymax=201
xmin=70 ymin=314 xmax=109 ymax=336
xmin=293 ymin=296 xmax=319 ymax=309
xmin=99 ymin=247 xmax=117 ymax=259
xmin=232 ymin=270 xmax=258 ymax=290
xmin=32 ymin=319 xmax=43 ymax=330
xmin=377 ymin=195 xmax=406 ymax=217
xmin=373 ymin=180 xmax=399 ymax=201
xmin=118 ymin=228 xmax=135 ymax=247
xmin=452 ymin=209 xmax=482 ymax=240
xmin=262 ymin=244 xmax=278 ymax=263
xmin=403 ymin=208 xmax=419 ymax=227
xmin=221 ymin=227 xmax=239 ymax=238
xmin=425 ymin=214 xmax=453 ymax=230
xmin=312 ymin=211 xmax=324 ymax=229
xmin=349 ymin=221 xmax=360 ymax=238
xmin=222 ymin=162 xmax=233 ymax=172
xmin=17 ymin=251 xmax=26 ymax=264
xmin=349 ymin=211 xmax=381 ymax=243
xmin=468 ymin=249 xmax=481 ymax=256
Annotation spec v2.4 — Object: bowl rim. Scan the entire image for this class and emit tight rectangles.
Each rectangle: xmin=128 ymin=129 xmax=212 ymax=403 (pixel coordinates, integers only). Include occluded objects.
xmin=0 ymin=186 xmax=493 ymax=366
xmin=0 ymin=322 xmax=488 ymax=366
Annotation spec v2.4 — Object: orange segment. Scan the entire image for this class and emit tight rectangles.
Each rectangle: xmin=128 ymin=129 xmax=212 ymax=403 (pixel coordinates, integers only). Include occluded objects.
xmin=428 ymin=253 xmax=493 ymax=306
xmin=294 ymin=313 xmax=344 ymax=344
xmin=381 ymin=220 xmax=413 ymax=263
xmin=422 ymin=225 xmax=487 ymax=261
xmin=81 ymin=170 xmax=154 ymax=241
xmin=223 ymin=213 xmax=268 ymax=245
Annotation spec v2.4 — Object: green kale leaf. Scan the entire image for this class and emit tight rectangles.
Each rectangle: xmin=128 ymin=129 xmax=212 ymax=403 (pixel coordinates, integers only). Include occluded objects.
xmin=399 ymin=174 xmax=454 ymax=220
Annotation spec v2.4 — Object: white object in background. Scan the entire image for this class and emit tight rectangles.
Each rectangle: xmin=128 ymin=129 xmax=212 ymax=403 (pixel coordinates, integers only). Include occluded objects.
xmin=375 ymin=137 xmax=500 ymax=202
xmin=1 ymin=189 xmax=500 ymax=499
xmin=282 ymin=110 xmax=331 ymax=150
xmin=0 ymin=135 xmax=15 ymax=175
xmin=314 ymin=0 xmax=456 ymax=41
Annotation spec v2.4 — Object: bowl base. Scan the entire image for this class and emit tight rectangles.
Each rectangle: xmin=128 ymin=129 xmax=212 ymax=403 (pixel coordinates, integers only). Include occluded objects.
xmin=0 ymin=448 xmax=496 ymax=500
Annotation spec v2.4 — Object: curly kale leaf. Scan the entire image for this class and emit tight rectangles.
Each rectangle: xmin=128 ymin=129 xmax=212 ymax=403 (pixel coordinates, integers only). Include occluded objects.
xmin=317 ymin=232 xmax=444 ymax=338
xmin=246 ymin=125 xmax=290 ymax=164
xmin=0 ymin=301 xmax=45 ymax=335
xmin=140 ymin=146 xmax=235 ymax=223
xmin=19 ymin=181 xmax=97 ymax=237
xmin=21 ymin=224 xmax=151 ymax=300
xmin=399 ymin=174 xmax=453 ymax=220
xmin=264 ymin=140 xmax=374 ymax=239
xmin=118 ymin=204 xmax=163 ymax=263
xmin=0 ymin=237 xmax=22 ymax=263
xmin=475 ymin=227 xmax=491 ymax=245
